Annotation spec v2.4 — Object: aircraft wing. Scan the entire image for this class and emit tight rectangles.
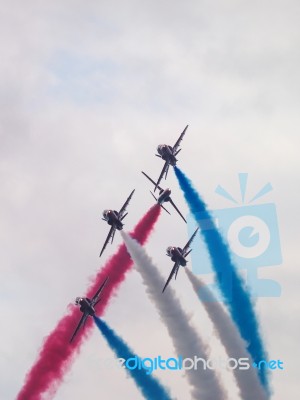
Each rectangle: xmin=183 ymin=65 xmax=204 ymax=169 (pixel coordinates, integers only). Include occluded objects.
xmin=91 ymin=277 xmax=109 ymax=306
xmin=70 ymin=312 xmax=89 ymax=343
xmin=142 ymin=171 xmax=163 ymax=192
xmin=162 ymin=262 xmax=179 ymax=293
xmin=154 ymin=161 xmax=169 ymax=192
xmin=118 ymin=189 xmax=135 ymax=219
xmin=172 ymin=125 xmax=188 ymax=154
xmin=99 ymin=225 xmax=116 ymax=257
xmin=169 ymin=197 xmax=187 ymax=223
xmin=182 ymin=227 xmax=199 ymax=255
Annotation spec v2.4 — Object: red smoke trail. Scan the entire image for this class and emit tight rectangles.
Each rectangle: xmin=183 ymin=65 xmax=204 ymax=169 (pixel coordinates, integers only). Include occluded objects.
xmin=17 ymin=205 xmax=161 ymax=400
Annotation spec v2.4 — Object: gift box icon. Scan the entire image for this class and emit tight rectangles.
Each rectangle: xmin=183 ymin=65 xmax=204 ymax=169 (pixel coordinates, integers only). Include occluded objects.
xmin=187 ymin=173 xmax=282 ymax=298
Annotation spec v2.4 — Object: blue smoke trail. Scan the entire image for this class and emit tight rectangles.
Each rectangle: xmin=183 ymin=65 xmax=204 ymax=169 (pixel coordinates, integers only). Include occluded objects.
xmin=94 ymin=317 xmax=172 ymax=400
xmin=174 ymin=166 xmax=269 ymax=390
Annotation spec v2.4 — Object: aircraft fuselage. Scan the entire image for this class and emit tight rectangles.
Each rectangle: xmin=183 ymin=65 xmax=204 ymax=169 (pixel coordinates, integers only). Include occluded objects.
xmin=157 ymin=145 xmax=177 ymax=166
xmin=167 ymin=246 xmax=187 ymax=266
xmin=157 ymin=188 xmax=171 ymax=204
xmin=102 ymin=210 xmax=123 ymax=230
xmin=76 ymin=298 xmax=95 ymax=316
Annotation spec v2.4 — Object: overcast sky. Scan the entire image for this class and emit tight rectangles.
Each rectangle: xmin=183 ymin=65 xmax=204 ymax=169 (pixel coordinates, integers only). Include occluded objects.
xmin=0 ymin=1 xmax=299 ymax=399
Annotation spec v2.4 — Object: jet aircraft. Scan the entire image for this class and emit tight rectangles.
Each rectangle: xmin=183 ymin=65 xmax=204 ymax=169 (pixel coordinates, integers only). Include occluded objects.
xmin=99 ymin=189 xmax=135 ymax=257
xmin=155 ymin=125 xmax=188 ymax=191
xmin=162 ymin=227 xmax=199 ymax=293
xmin=70 ymin=276 xmax=109 ymax=343
xmin=141 ymin=171 xmax=186 ymax=223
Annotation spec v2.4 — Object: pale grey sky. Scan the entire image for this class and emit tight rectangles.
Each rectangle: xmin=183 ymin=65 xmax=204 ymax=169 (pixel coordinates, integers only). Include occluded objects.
xmin=0 ymin=1 xmax=299 ymax=399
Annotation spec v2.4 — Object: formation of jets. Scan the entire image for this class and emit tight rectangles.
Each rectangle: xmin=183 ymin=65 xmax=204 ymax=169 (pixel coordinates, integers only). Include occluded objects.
xmin=70 ymin=125 xmax=195 ymax=341
xmin=97 ymin=125 xmax=189 ymax=260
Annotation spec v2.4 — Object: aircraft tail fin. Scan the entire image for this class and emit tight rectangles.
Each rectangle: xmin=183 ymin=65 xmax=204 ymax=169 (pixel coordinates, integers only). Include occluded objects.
xmin=120 ymin=212 xmax=128 ymax=221
xmin=185 ymin=249 xmax=192 ymax=257
xmin=94 ymin=297 xmax=102 ymax=307
xmin=165 ymin=164 xmax=170 ymax=179
xmin=111 ymin=229 xmax=116 ymax=244
xmin=160 ymin=204 xmax=171 ymax=215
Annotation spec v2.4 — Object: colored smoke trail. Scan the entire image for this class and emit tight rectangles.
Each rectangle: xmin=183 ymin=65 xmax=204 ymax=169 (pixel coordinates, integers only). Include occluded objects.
xmin=17 ymin=205 xmax=161 ymax=400
xmin=121 ymin=231 xmax=227 ymax=400
xmin=174 ymin=166 xmax=268 ymax=389
xmin=94 ymin=317 xmax=172 ymax=400
xmin=185 ymin=268 xmax=268 ymax=400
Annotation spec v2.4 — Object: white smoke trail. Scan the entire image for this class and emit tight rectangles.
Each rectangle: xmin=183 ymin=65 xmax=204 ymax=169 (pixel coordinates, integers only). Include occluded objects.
xmin=121 ymin=231 xmax=227 ymax=400
xmin=185 ymin=268 xmax=268 ymax=400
